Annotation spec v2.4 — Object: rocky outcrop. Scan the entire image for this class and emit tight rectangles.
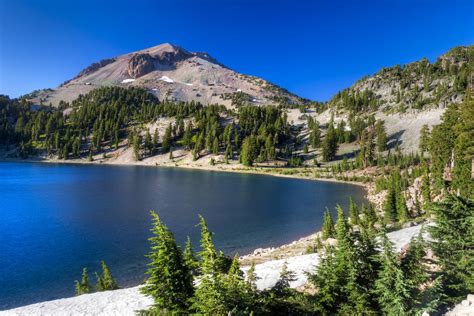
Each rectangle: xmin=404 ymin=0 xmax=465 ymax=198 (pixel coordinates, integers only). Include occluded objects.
xmin=155 ymin=48 xmax=191 ymax=65
xmin=127 ymin=53 xmax=156 ymax=78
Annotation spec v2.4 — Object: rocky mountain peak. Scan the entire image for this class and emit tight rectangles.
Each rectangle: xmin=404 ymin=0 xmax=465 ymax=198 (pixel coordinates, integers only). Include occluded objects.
xmin=27 ymin=43 xmax=309 ymax=108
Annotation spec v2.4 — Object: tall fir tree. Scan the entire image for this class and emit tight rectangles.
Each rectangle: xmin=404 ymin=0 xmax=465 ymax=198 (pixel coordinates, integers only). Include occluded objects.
xmin=429 ymin=195 xmax=474 ymax=307
xmin=321 ymin=121 xmax=339 ymax=161
xmin=192 ymin=215 xmax=227 ymax=314
xmin=383 ymin=184 xmax=398 ymax=224
xmin=95 ymin=261 xmax=119 ymax=292
xmin=321 ymin=208 xmax=335 ymax=239
xmin=141 ymin=211 xmax=193 ymax=312
xmin=75 ymin=267 xmax=91 ymax=296
xmin=348 ymin=197 xmax=359 ymax=225
xmin=375 ymin=234 xmax=411 ymax=315
xmin=183 ymin=236 xmax=199 ymax=276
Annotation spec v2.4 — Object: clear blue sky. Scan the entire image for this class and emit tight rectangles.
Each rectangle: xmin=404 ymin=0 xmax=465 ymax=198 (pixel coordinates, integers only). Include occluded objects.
xmin=1 ymin=0 xmax=473 ymax=101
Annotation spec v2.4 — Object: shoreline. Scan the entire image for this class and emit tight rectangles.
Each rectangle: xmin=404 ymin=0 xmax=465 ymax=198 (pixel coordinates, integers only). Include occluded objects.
xmin=0 ymin=156 xmax=369 ymax=188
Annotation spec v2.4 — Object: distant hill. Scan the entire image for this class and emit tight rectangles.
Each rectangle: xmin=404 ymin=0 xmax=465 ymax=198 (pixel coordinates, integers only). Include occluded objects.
xmin=328 ymin=45 xmax=473 ymax=113
xmin=25 ymin=43 xmax=312 ymax=108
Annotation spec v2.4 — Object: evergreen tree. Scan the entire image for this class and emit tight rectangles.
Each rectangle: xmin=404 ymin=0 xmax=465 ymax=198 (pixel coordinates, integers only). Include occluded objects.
xmin=222 ymin=255 xmax=256 ymax=313
xmin=183 ymin=122 xmax=193 ymax=150
xmin=225 ymin=144 xmax=232 ymax=161
xmin=419 ymin=124 xmax=430 ymax=154
xmin=321 ymin=208 xmax=335 ymax=239
xmin=348 ymin=197 xmax=359 ymax=225
xmin=212 ymin=137 xmax=219 ymax=155
xmin=321 ymin=122 xmax=338 ymax=161
xmin=421 ymin=162 xmax=432 ymax=206
xmin=452 ymin=98 xmax=474 ymax=197
xmin=95 ymin=261 xmax=119 ymax=291
xmin=400 ymin=233 xmax=435 ymax=313
xmin=383 ymin=184 xmax=398 ymax=224
xmin=309 ymin=122 xmax=321 ymax=148
xmin=144 ymin=130 xmax=153 ymax=155
xmin=74 ymin=267 xmax=91 ymax=296
xmin=240 ymin=135 xmax=258 ymax=166
xmin=192 ymin=215 xmax=227 ymax=314
xmin=152 ymin=128 xmax=159 ymax=153
xmin=141 ymin=211 xmax=193 ymax=312
xmin=375 ymin=234 xmax=411 ymax=315
xmin=246 ymin=262 xmax=258 ymax=291
xmin=429 ymin=195 xmax=474 ymax=306
xmin=375 ymin=120 xmax=387 ymax=153
xmin=183 ymin=236 xmax=199 ymax=275
xmin=272 ymin=262 xmax=296 ymax=296
xmin=132 ymin=133 xmax=141 ymax=161
xmin=162 ymin=123 xmax=172 ymax=153
xmin=310 ymin=205 xmax=357 ymax=312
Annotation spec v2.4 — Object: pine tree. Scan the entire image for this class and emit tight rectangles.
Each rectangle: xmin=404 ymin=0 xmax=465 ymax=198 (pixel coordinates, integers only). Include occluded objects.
xmin=419 ymin=124 xmax=430 ymax=154
xmin=421 ymin=162 xmax=432 ymax=207
xmin=452 ymin=98 xmax=474 ymax=196
xmin=152 ymin=128 xmax=159 ymax=153
xmin=222 ymin=255 xmax=256 ymax=313
xmin=383 ymin=184 xmax=398 ymax=224
xmin=397 ymin=191 xmax=410 ymax=222
xmin=322 ymin=208 xmax=335 ymax=239
xmin=192 ymin=215 xmax=227 ymax=314
xmin=265 ymin=134 xmax=276 ymax=160
xmin=309 ymin=244 xmax=339 ymax=311
xmin=272 ymin=262 xmax=296 ymax=296
xmin=225 ymin=144 xmax=232 ymax=161
xmin=321 ymin=122 xmax=338 ymax=161
xmin=144 ymin=130 xmax=153 ymax=155
xmin=240 ymin=135 xmax=258 ymax=166
xmin=141 ymin=211 xmax=193 ymax=312
xmin=400 ymin=233 xmax=432 ymax=313
xmin=95 ymin=261 xmax=119 ymax=291
xmin=429 ymin=195 xmax=474 ymax=306
xmin=361 ymin=203 xmax=377 ymax=228
xmin=246 ymin=262 xmax=258 ymax=291
xmin=212 ymin=137 xmax=219 ymax=155
xmin=183 ymin=236 xmax=199 ymax=276
xmin=375 ymin=234 xmax=411 ymax=315
xmin=348 ymin=197 xmax=359 ymax=225
xmin=309 ymin=122 xmax=321 ymax=148
xmin=132 ymin=133 xmax=141 ymax=161
xmin=310 ymin=206 xmax=357 ymax=313
xmin=183 ymin=122 xmax=193 ymax=150
xmin=375 ymin=120 xmax=387 ymax=153
xmin=162 ymin=123 xmax=172 ymax=153
xmin=74 ymin=267 xmax=91 ymax=296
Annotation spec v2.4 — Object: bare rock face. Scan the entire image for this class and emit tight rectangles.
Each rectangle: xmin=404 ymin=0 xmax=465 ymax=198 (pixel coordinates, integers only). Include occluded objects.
xmin=128 ymin=53 xmax=155 ymax=78
xmin=155 ymin=48 xmax=191 ymax=65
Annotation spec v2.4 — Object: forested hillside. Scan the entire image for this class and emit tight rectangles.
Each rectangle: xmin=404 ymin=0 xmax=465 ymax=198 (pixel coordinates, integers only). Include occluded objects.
xmin=329 ymin=45 xmax=473 ymax=113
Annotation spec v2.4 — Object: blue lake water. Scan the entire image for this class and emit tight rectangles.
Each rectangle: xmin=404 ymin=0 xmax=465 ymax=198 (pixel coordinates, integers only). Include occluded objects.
xmin=0 ymin=162 xmax=366 ymax=309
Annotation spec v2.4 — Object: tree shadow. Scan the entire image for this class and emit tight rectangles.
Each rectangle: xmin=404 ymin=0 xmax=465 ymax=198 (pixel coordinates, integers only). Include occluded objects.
xmin=387 ymin=130 xmax=405 ymax=150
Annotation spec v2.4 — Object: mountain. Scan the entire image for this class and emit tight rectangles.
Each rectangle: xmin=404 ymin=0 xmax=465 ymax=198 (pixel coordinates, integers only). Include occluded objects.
xmin=26 ymin=43 xmax=311 ymax=108
xmin=328 ymin=45 xmax=473 ymax=113
xmin=307 ymin=45 xmax=473 ymax=153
